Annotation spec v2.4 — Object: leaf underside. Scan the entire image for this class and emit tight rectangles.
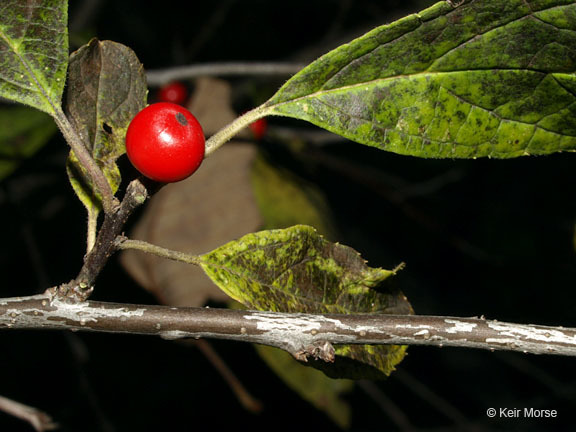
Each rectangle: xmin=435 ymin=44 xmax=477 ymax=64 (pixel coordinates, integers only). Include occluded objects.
xmin=201 ymin=225 xmax=412 ymax=379
xmin=267 ymin=0 xmax=576 ymax=158
xmin=65 ymin=38 xmax=147 ymax=211
xmin=0 ymin=0 xmax=68 ymax=116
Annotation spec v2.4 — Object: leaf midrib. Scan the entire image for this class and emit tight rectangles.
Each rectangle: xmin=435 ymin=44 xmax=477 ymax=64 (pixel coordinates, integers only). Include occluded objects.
xmin=270 ymin=71 xmax=576 ymax=146
xmin=270 ymin=67 xmax=547 ymax=106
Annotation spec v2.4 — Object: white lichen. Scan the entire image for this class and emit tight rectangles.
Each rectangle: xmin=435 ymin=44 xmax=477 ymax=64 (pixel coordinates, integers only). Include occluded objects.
xmin=444 ymin=319 xmax=477 ymax=334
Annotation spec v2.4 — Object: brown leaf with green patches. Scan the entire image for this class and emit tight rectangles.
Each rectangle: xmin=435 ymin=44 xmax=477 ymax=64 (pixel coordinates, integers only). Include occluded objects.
xmin=65 ymin=38 xmax=147 ymax=212
xmin=200 ymin=225 xmax=412 ymax=379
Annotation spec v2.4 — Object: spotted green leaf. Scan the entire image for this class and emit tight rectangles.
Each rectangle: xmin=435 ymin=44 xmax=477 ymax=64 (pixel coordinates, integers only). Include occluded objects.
xmin=265 ymin=0 xmax=576 ymax=158
xmin=0 ymin=0 xmax=68 ymax=116
xmin=65 ymin=38 xmax=147 ymax=212
xmin=200 ymin=225 xmax=412 ymax=379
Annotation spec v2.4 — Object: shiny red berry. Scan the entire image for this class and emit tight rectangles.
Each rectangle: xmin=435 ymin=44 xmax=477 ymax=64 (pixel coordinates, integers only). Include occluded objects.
xmin=157 ymin=81 xmax=188 ymax=105
xmin=249 ymin=117 xmax=267 ymax=140
xmin=125 ymin=102 xmax=205 ymax=183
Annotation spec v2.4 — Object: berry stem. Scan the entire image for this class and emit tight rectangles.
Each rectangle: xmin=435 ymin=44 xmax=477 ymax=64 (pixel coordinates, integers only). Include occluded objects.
xmin=205 ymin=106 xmax=273 ymax=155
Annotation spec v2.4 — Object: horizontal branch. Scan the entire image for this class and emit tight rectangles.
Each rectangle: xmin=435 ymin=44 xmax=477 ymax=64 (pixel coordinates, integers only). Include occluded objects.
xmin=3 ymin=294 xmax=576 ymax=361
xmin=1 ymin=294 xmax=576 ymax=360
xmin=146 ymin=62 xmax=305 ymax=86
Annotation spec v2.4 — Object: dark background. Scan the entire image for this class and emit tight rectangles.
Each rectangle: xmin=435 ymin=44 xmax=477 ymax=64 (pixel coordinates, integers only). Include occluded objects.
xmin=1 ymin=0 xmax=576 ymax=431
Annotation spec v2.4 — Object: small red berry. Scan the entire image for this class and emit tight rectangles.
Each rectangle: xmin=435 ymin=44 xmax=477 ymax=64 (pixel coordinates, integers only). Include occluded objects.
xmin=157 ymin=81 xmax=188 ymax=105
xmin=126 ymin=102 xmax=205 ymax=183
xmin=249 ymin=117 xmax=267 ymax=140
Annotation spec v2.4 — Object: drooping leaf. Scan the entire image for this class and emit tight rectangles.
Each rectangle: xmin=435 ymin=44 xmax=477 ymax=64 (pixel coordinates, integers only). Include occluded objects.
xmin=265 ymin=0 xmax=576 ymax=158
xmin=256 ymin=345 xmax=353 ymax=428
xmin=65 ymin=38 xmax=147 ymax=212
xmin=0 ymin=0 xmax=68 ymax=115
xmin=0 ymin=106 xmax=57 ymax=182
xmin=200 ymin=225 xmax=412 ymax=379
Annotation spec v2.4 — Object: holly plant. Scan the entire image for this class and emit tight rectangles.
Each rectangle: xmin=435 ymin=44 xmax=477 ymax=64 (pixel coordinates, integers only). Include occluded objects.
xmin=1 ymin=0 xmax=576 ymax=430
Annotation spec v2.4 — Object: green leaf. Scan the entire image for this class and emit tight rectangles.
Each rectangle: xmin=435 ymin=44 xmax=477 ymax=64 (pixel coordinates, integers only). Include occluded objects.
xmin=256 ymin=345 xmax=353 ymax=428
xmin=200 ymin=225 xmax=412 ymax=379
xmin=65 ymin=38 xmax=147 ymax=212
xmin=0 ymin=0 xmax=68 ymax=115
xmin=265 ymin=0 xmax=576 ymax=158
xmin=0 ymin=106 xmax=57 ymax=182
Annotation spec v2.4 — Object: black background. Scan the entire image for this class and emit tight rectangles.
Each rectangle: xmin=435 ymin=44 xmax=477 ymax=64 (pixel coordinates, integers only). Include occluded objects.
xmin=1 ymin=1 xmax=576 ymax=431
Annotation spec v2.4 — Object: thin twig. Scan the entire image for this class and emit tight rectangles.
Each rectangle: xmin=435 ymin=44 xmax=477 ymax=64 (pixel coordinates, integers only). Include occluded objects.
xmin=0 ymin=395 xmax=57 ymax=431
xmin=2 ymin=295 xmax=576 ymax=358
xmin=146 ymin=62 xmax=305 ymax=86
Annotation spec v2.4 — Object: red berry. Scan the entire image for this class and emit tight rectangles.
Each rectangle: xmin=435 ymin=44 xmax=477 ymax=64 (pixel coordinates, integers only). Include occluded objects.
xmin=126 ymin=102 xmax=205 ymax=183
xmin=249 ymin=117 xmax=267 ymax=140
xmin=157 ymin=82 xmax=188 ymax=105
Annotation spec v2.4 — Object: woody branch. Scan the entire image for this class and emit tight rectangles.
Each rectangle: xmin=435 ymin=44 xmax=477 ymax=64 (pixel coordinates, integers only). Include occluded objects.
xmin=1 ymin=293 xmax=576 ymax=360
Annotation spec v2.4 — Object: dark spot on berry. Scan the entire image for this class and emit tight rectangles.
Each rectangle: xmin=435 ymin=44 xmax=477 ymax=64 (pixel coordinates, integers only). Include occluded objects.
xmin=176 ymin=112 xmax=188 ymax=126
xmin=103 ymin=123 xmax=113 ymax=134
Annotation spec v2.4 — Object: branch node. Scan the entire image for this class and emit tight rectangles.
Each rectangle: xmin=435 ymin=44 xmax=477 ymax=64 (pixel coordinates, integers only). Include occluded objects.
xmin=295 ymin=340 xmax=336 ymax=363
xmin=46 ymin=281 xmax=94 ymax=303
